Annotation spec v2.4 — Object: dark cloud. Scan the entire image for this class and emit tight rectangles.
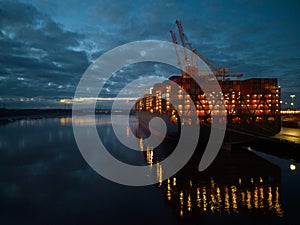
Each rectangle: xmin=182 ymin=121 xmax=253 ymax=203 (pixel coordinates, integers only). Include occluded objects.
xmin=0 ymin=1 xmax=90 ymax=101
xmin=0 ymin=0 xmax=299 ymax=107
xmin=100 ymin=62 xmax=179 ymax=98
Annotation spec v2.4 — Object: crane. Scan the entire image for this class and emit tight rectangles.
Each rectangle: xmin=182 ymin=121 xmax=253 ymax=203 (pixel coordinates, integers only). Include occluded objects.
xmin=171 ymin=20 xmax=243 ymax=81
xmin=175 ymin=20 xmax=192 ymax=67
xmin=170 ymin=29 xmax=183 ymax=75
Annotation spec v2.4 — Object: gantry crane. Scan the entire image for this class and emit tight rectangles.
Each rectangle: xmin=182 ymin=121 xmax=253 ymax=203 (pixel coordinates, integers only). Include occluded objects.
xmin=170 ymin=20 xmax=243 ymax=81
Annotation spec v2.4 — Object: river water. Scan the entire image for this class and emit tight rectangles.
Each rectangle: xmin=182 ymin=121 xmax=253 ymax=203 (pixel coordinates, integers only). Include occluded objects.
xmin=0 ymin=115 xmax=299 ymax=225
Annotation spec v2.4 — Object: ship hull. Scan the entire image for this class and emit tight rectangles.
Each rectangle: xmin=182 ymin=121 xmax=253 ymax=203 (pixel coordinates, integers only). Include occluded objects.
xmin=136 ymin=111 xmax=280 ymax=144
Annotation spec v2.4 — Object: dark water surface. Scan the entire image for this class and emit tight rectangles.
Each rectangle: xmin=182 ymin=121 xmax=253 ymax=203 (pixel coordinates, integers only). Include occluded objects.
xmin=0 ymin=115 xmax=299 ymax=225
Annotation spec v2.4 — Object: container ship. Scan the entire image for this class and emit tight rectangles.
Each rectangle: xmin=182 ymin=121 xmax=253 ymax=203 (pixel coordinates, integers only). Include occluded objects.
xmin=135 ymin=21 xmax=281 ymax=144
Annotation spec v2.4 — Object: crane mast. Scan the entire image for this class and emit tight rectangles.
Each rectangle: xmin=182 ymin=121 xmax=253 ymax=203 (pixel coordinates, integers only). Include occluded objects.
xmin=175 ymin=20 xmax=192 ymax=67
xmin=170 ymin=29 xmax=183 ymax=75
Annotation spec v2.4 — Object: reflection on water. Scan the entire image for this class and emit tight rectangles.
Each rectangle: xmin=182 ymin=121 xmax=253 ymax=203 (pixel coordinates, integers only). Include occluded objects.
xmin=0 ymin=115 xmax=299 ymax=225
xmin=60 ymin=117 xmax=72 ymax=125
xmin=138 ymin=126 xmax=286 ymax=222
xmin=161 ymin=175 xmax=283 ymax=218
xmin=69 ymin=115 xmax=113 ymax=126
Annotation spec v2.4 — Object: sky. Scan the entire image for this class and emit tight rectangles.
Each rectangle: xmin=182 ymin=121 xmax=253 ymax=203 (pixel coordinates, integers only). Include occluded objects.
xmin=0 ymin=0 xmax=299 ymax=108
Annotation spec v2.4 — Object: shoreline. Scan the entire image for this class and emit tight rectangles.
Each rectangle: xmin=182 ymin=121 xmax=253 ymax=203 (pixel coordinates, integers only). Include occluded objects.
xmin=0 ymin=108 xmax=72 ymax=125
xmin=0 ymin=108 xmax=132 ymax=125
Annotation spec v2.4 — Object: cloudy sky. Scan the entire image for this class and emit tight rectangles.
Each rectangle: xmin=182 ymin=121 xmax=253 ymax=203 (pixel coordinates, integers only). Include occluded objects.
xmin=0 ymin=0 xmax=299 ymax=108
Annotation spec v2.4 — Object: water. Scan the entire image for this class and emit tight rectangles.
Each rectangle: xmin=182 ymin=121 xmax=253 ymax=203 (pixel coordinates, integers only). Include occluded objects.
xmin=0 ymin=115 xmax=299 ymax=225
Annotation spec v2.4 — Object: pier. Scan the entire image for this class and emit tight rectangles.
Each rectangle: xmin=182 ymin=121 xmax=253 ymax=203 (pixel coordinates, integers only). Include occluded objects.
xmin=242 ymin=126 xmax=300 ymax=163
xmin=281 ymin=110 xmax=300 ymax=128
xmin=273 ymin=127 xmax=300 ymax=145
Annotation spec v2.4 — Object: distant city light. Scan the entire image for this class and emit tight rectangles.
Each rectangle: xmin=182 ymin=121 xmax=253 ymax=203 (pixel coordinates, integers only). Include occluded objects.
xmin=290 ymin=94 xmax=296 ymax=109
xmin=281 ymin=109 xmax=300 ymax=114
xmin=59 ymin=97 xmax=138 ymax=104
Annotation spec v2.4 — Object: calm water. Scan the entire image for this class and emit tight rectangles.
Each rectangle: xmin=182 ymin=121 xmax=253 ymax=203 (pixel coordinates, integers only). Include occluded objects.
xmin=0 ymin=115 xmax=299 ymax=225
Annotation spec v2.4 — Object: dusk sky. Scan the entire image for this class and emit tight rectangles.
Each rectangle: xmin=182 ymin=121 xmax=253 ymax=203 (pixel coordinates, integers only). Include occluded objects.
xmin=0 ymin=0 xmax=299 ymax=108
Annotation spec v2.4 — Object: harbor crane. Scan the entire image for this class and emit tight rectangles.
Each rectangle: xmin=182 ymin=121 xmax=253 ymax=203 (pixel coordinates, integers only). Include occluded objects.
xmin=170 ymin=20 xmax=243 ymax=81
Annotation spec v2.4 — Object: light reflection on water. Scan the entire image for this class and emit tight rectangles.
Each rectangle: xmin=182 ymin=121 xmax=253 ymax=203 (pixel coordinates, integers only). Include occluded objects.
xmin=136 ymin=117 xmax=300 ymax=224
xmin=141 ymin=141 xmax=285 ymax=220
xmin=0 ymin=115 xmax=299 ymax=225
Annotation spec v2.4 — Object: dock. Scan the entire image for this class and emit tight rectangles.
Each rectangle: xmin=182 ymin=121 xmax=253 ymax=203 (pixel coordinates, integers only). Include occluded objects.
xmin=273 ymin=127 xmax=300 ymax=144
xmin=242 ymin=127 xmax=300 ymax=163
